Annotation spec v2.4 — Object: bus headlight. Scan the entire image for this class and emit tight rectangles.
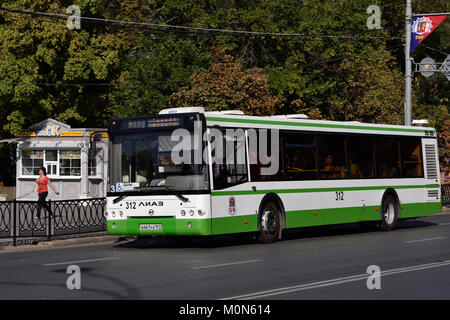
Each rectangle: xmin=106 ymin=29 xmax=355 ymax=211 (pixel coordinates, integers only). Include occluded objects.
xmin=112 ymin=211 xmax=116 ymax=218
xmin=198 ymin=209 xmax=206 ymax=216
xmin=189 ymin=209 xmax=194 ymax=216
xmin=119 ymin=211 xmax=123 ymax=218
xmin=104 ymin=211 xmax=108 ymax=217
xmin=181 ymin=210 xmax=186 ymax=216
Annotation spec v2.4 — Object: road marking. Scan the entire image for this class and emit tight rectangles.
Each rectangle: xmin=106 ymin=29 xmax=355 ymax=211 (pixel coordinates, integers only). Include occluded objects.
xmin=220 ymin=260 xmax=450 ymax=300
xmin=404 ymin=237 xmax=446 ymax=243
xmin=192 ymin=259 xmax=262 ymax=270
xmin=42 ymin=257 xmax=118 ymax=266
xmin=438 ymin=223 xmax=450 ymax=226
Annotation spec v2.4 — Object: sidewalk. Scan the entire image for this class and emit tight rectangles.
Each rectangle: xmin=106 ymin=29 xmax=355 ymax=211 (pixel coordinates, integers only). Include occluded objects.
xmin=0 ymin=233 xmax=134 ymax=252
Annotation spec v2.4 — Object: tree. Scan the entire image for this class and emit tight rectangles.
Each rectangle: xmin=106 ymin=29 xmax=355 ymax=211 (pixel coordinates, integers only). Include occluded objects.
xmin=438 ymin=119 xmax=450 ymax=172
xmin=110 ymin=34 xmax=210 ymax=117
xmin=0 ymin=0 xmax=150 ymax=136
xmin=170 ymin=46 xmax=284 ymax=115
xmin=331 ymin=46 xmax=405 ymax=124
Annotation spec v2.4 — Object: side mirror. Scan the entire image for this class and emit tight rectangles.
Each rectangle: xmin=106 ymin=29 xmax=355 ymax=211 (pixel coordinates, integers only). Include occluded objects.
xmin=93 ymin=133 xmax=102 ymax=142
xmin=89 ymin=133 xmax=103 ymax=159
xmin=89 ymin=141 xmax=96 ymax=159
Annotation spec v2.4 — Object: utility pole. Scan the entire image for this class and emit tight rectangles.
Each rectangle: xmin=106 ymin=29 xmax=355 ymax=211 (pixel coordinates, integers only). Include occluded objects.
xmin=405 ymin=0 xmax=412 ymax=126
xmin=405 ymin=0 xmax=448 ymax=126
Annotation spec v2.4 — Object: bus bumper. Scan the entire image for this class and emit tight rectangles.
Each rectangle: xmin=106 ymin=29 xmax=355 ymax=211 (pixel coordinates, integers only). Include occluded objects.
xmin=106 ymin=217 xmax=211 ymax=236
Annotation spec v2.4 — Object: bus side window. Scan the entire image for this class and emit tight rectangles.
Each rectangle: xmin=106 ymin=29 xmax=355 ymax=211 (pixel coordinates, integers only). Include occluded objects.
xmin=249 ymin=148 xmax=262 ymax=181
xmin=283 ymin=133 xmax=317 ymax=180
xmin=348 ymin=136 xmax=375 ymax=179
xmin=376 ymin=138 xmax=401 ymax=178
xmin=318 ymin=135 xmax=347 ymax=179
xmin=212 ymin=128 xmax=248 ymax=190
xmin=250 ymin=129 xmax=282 ymax=181
xmin=401 ymin=138 xmax=423 ymax=178
xmin=213 ymin=164 xmax=228 ymax=189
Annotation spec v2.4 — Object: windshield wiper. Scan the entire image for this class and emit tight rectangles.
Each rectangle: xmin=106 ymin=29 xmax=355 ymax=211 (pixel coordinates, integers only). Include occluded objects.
xmin=158 ymin=185 xmax=189 ymax=202
xmin=113 ymin=195 xmax=127 ymax=204
xmin=113 ymin=185 xmax=189 ymax=203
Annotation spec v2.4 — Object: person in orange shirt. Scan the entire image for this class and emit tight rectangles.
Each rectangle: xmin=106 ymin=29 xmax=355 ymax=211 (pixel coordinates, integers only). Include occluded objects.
xmin=34 ymin=167 xmax=59 ymax=220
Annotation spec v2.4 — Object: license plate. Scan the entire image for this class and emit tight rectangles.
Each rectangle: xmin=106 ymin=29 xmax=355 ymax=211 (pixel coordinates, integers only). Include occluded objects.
xmin=140 ymin=224 xmax=162 ymax=231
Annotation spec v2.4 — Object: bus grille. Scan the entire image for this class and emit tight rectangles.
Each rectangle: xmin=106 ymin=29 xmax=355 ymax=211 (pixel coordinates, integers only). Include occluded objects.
xmin=427 ymin=190 xmax=439 ymax=199
xmin=424 ymin=144 xmax=438 ymax=180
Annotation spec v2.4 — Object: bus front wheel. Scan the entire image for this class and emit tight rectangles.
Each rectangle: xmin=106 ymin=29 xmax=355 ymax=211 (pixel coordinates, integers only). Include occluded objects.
xmin=380 ymin=194 xmax=399 ymax=231
xmin=258 ymin=202 xmax=281 ymax=243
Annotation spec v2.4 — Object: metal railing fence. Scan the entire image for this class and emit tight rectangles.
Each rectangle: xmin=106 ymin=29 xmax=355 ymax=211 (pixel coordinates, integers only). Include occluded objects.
xmin=0 ymin=198 xmax=106 ymax=246
xmin=442 ymin=184 xmax=450 ymax=206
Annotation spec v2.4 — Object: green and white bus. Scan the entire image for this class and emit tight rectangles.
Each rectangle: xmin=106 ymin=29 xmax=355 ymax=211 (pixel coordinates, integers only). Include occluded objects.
xmin=104 ymin=107 xmax=442 ymax=243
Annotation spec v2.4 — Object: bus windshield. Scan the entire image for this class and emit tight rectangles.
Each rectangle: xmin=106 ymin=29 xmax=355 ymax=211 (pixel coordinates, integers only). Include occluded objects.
xmin=109 ymin=129 xmax=209 ymax=193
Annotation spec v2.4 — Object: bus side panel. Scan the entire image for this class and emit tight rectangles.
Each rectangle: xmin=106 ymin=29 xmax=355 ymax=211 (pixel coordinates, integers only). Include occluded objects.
xmin=209 ymin=182 xmax=438 ymax=234
xmin=210 ymin=194 xmax=259 ymax=235
xmin=285 ymin=207 xmax=370 ymax=228
xmin=282 ymin=189 xmax=382 ymax=228
xmin=283 ymin=191 xmax=358 ymax=227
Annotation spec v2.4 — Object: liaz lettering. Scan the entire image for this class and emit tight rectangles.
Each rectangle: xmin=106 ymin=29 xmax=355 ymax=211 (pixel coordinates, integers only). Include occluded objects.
xmin=125 ymin=201 xmax=163 ymax=209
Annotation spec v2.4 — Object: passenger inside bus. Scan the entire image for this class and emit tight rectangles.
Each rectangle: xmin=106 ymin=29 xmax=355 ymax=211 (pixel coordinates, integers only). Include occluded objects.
xmin=348 ymin=154 xmax=363 ymax=178
xmin=287 ymin=151 xmax=312 ymax=173
xmin=213 ymin=163 xmax=228 ymax=189
xmin=284 ymin=139 xmax=318 ymax=180
xmin=249 ymin=149 xmax=262 ymax=181
xmin=321 ymin=154 xmax=344 ymax=179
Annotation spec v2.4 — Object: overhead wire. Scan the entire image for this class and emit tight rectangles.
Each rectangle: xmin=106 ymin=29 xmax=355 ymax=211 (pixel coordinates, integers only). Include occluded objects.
xmin=418 ymin=43 xmax=450 ymax=56
xmin=0 ymin=7 xmax=402 ymax=40
xmin=0 ymin=80 xmax=188 ymax=87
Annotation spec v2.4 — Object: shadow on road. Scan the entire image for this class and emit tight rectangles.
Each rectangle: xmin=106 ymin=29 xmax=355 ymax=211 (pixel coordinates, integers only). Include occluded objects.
xmin=284 ymin=220 xmax=439 ymax=243
xmin=114 ymin=234 xmax=256 ymax=250
xmin=114 ymin=218 xmax=439 ymax=250
xmin=115 ymin=220 xmax=438 ymax=249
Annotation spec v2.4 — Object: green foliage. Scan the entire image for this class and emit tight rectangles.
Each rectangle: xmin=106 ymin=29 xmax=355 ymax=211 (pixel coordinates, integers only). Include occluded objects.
xmin=170 ymin=46 xmax=284 ymax=115
xmin=0 ymin=0 xmax=149 ymax=137
xmin=0 ymin=0 xmax=448 ymax=144
xmin=110 ymin=34 xmax=210 ymax=117
xmin=4 ymin=110 xmax=25 ymax=135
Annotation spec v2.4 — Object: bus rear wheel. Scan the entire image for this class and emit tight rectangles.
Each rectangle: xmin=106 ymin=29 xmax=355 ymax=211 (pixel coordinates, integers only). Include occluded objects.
xmin=258 ymin=202 xmax=281 ymax=243
xmin=380 ymin=194 xmax=399 ymax=231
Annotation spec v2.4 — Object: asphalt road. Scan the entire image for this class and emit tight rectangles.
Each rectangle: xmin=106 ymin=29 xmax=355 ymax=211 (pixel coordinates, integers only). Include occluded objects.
xmin=1 ymin=212 xmax=450 ymax=300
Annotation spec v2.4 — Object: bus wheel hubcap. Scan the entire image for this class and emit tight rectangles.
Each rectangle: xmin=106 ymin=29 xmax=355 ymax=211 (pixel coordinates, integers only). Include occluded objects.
xmin=261 ymin=208 xmax=277 ymax=235
xmin=384 ymin=203 xmax=395 ymax=225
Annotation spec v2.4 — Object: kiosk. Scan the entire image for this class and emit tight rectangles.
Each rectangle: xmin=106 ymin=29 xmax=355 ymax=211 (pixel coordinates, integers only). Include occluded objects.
xmin=14 ymin=119 xmax=108 ymax=200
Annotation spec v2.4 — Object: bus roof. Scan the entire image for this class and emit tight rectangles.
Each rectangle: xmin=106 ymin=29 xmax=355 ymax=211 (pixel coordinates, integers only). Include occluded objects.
xmin=155 ymin=107 xmax=435 ymax=137
xmin=203 ymin=112 xmax=435 ymax=137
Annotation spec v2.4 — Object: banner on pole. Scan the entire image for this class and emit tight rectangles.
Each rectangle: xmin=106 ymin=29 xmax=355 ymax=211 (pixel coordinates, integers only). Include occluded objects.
xmin=410 ymin=15 xmax=447 ymax=53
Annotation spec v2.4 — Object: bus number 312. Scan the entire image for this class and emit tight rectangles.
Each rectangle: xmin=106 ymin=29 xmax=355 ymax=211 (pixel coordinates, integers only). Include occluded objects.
xmin=335 ymin=191 xmax=344 ymax=201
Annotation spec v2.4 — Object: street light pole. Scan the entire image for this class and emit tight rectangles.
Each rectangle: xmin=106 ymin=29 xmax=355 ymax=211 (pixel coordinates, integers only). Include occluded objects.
xmin=405 ymin=0 xmax=413 ymax=126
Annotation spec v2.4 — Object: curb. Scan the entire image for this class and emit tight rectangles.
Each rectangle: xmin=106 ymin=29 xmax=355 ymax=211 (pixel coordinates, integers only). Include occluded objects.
xmin=38 ymin=236 xmax=122 ymax=247
xmin=439 ymin=207 xmax=450 ymax=214
xmin=0 ymin=236 xmax=135 ymax=252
